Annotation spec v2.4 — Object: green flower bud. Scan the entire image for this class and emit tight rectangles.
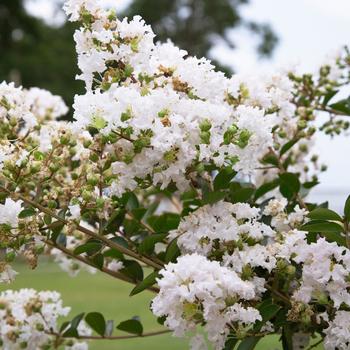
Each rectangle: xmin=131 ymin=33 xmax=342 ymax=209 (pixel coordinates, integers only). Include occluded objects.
xmin=199 ymin=119 xmax=212 ymax=132
xmin=47 ymin=200 xmax=57 ymax=209
xmin=286 ymin=265 xmax=296 ymax=276
xmin=89 ymin=153 xmax=99 ymax=162
xmin=87 ymin=175 xmax=99 ymax=186
xmin=60 ymin=135 xmax=70 ymax=145
xmin=36 ymin=323 xmax=45 ymax=331
xmin=83 ymin=140 xmax=92 ymax=148
xmin=82 ymin=190 xmax=92 ymax=201
xmin=237 ymin=129 xmax=251 ymax=148
xmin=9 ymin=116 xmax=17 ymax=127
xmin=200 ymin=131 xmax=210 ymax=144
xmin=223 ymin=124 xmax=238 ymax=145
xmin=5 ymin=251 xmax=16 ymax=263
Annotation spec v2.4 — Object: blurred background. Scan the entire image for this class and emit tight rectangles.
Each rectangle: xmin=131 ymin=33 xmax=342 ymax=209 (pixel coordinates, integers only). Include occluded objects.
xmin=1 ymin=2 xmax=349 ymax=349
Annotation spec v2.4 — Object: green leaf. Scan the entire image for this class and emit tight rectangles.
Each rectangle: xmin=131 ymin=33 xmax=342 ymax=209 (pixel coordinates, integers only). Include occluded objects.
xmin=125 ymin=193 xmax=139 ymax=211
xmin=330 ymin=97 xmax=350 ymax=115
xmin=103 ymin=248 xmax=124 ymax=260
xmin=165 ymin=238 xmax=180 ymax=263
xmin=110 ymin=236 xmax=129 ymax=249
xmin=117 ymin=319 xmax=143 ymax=335
xmin=279 ymin=173 xmax=300 ymax=199
xmin=85 ymin=312 xmax=106 ymax=336
xmin=130 ymin=271 xmax=159 ymax=296
xmin=254 ymin=179 xmax=279 ymax=200
xmin=303 ymin=180 xmax=319 ymax=189
xmin=214 ymin=167 xmax=237 ymax=191
xmin=237 ymin=337 xmax=260 ymax=350
xmin=230 ymin=186 xmax=255 ymax=203
xmin=74 ymin=242 xmax=102 ymax=256
xmin=202 ymin=191 xmax=226 ymax=205
xmin=254 ymin=302 xmax=280 ymax=331
xmin=121 ymin=260 xmax=143 ymax=281
xmin=262 ymin=153 xmax=279 ymax=166
xmin=91 ymin=254 xmax=104 ymax=270
xmin=224 ymin=338 xmax=238 ymax=350
xmin=131 ymin=208 xmax=147 ymax=221
xmin=105 ymin=209 xmax=125 ymax=234
xmin=308 ymin=208 xmax=342 ymax=222
xmin=18 ymin=207 xmax=36 ymax=218
xmin=344 ymin=195 xmax=350 ymax=221
xmin=282 ymin=325 xmax=293 ymax=350
xmin=147 ymin=213 xmax=180 ymax=232
xmin=323 ymin=90 xmax=338 ymax=106
xmin=59 ymin=321 xmax=70 ymax=333
xmin=138 ymin=234 xmax=167 ymax=255
xmin=50 ymin=222 xmax=65 ymax=242
xmin=280 ymin=138 xmax=299 ymax=156
xmin=301 ymin=220 xmax=343 ymax=232
xmin=63 ymin=313 xmax=85 ymax=337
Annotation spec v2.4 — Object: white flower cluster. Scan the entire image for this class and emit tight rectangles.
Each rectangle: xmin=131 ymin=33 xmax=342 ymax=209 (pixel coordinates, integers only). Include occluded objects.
xmin=169 ymin=201 xmax=274 ymax=257
xmin=0 ymin=198 xmax=23 ymax=228
xmin=0 ymin=82 xmax=68 ymax=171
xmin=0 ymin=289 xmax=90 ymax=350
xmin=0 ymin=82 xmax=67 ymax=131
xmin=63 ymin=0 xmax=295 ymax=196
xmin=154 ymin=195 xmax=350 ymax=348
xmin=324 ymin=311 xmax=350 ymax=350
xmin=151 ymin=254 xmax=260 ymax=350
xmin=292 ymin=238 xmax=350 ymax=308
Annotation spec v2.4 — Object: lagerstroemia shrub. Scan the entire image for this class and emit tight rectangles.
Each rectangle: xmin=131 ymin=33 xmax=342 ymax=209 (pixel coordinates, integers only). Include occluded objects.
xmin=1 ymin=0 xmax=350 ymax=349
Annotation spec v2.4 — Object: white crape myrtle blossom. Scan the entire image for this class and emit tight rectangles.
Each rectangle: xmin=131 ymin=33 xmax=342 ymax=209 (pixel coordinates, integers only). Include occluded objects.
xmin=292 ymin=238 xmax=350 ymax=308
xmin=0 ymin=264 xmax=18 ymax=284
xmin=107 ymin=260 xmax=124 ymax=272
xmin=263 ymin=198 xmax=309 ymax=232
xmin=0 ymin=0 xmax=349 ymax=349
xmin=151 ymin=254 xmax=260 ymax=350
xmin=0 ymin=289 xmax=90 ymax=350
xmin=26 ymin=87 xmax=68 ymax=121
xmin=0 ymin=82 xmax=68 ymax=133
xmin=169 ymin=201 xmax=275 ymax=257
xmin=324 ymin=311 xmax=350 ymax=350
xmin=0 ymin=82 xmax=33 ymax=126
xmin=0 ymin=198 xmax=23 ymax=227
xmin=189 ymin=334 xmax=208 ymax=350
xmin=63 ymin=0 xmax=297 ymax=197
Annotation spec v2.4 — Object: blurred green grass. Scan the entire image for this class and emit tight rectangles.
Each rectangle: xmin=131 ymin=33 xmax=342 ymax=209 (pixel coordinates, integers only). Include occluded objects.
xmin=0 ymin=261 xmax=323 ymax=350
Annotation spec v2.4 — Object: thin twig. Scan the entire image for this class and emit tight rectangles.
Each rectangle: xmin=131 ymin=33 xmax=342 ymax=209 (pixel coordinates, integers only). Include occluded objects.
xmin=49 ymin=329 xmax=171 ymax=340
xmin=0 ymin=185 xmax=164 ymax=270
xmin=44 ymin=239 xmax=159 ymax=293
xmin=265 ymin=283 xmax=291 ymax=306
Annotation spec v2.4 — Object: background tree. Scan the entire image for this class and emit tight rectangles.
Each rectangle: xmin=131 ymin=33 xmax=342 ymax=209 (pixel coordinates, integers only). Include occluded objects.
xmin=0 ymin=0 xmax=83 ymax=114
xmin=123 ymin=0 xmax=278 ymax=73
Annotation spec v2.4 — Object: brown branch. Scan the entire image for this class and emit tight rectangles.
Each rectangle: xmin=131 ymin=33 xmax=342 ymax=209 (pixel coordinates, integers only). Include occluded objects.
xmin=265 ymin=284 xmax=291 ymax=306
xmin=0 ymin=185 xmax=164 ymax=270
xmin=44 ymin=239 xmax=159 ymax=293
xmin=50 ymin=329 xmax=171 ymax=340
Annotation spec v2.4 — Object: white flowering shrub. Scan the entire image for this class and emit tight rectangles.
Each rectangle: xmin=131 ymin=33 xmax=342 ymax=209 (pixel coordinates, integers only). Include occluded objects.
xmin=1 ymin=0 xmax=350 ymax=349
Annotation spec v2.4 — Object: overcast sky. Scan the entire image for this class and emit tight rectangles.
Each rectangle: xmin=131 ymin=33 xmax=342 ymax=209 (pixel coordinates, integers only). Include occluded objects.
xmin=26 ymin=0 xmax=350 ymax=209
